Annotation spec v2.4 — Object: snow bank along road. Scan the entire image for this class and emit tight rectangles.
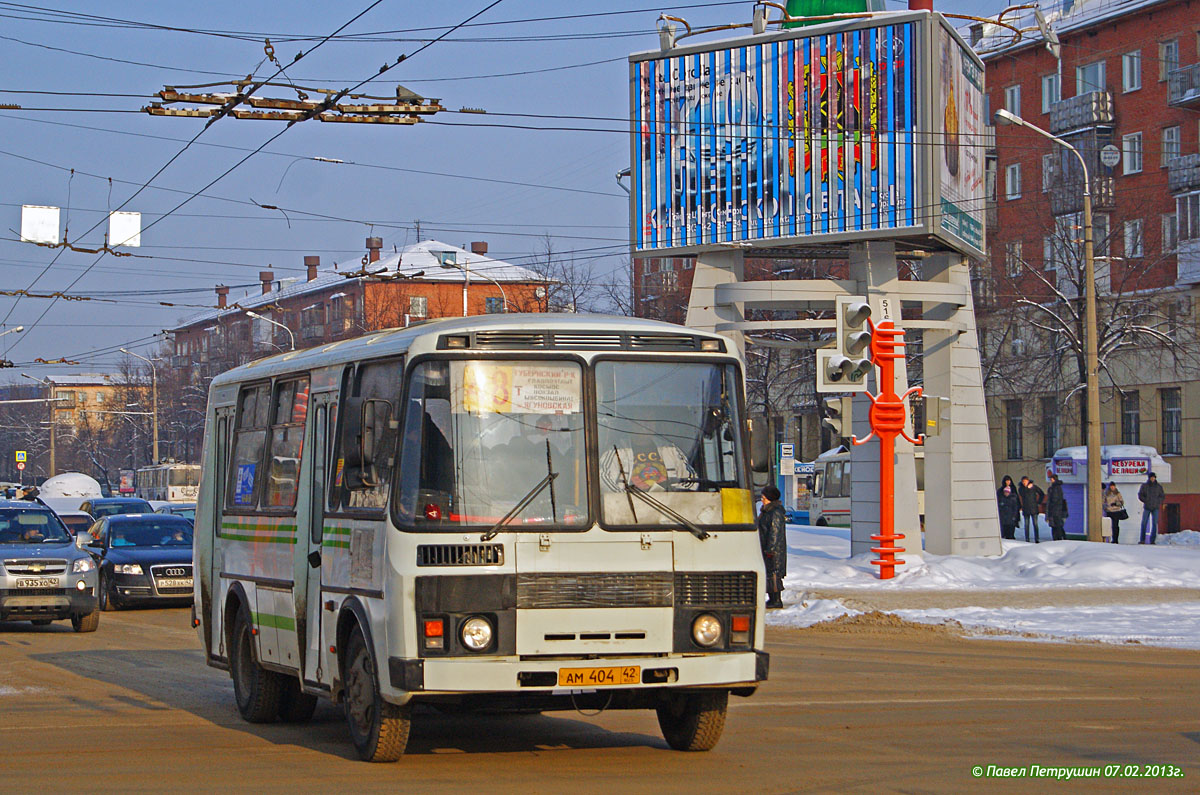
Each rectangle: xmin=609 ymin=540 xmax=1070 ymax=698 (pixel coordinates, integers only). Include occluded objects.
xmin=1 ymin=607 xmax=1197 ymax=791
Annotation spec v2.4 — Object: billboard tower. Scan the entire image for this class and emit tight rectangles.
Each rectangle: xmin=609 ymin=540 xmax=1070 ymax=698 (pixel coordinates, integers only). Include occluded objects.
xmin=630 ymin=9 xmax=1001 ymax=560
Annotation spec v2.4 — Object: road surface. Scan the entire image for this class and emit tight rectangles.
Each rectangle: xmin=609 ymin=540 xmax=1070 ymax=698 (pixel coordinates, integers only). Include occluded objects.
xmin=1 ymin=608 xmax=1196 ymax=791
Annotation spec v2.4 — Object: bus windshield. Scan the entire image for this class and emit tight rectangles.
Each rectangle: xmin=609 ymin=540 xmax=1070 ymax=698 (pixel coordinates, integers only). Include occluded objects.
xmin=596 ymin=360 xmax=751 ymax=528
xmin=396 ymin=359 xmax=588 ymax=530
xmin=169 ymin=467 xmax=200 ymax=486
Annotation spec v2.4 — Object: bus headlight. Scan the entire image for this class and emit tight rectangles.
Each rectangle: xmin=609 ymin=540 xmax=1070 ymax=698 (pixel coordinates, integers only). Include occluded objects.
xmin=691 ymin=613 xmax=722 ymax=648
xmin=460 ymin=617 xmax=493 ymax=651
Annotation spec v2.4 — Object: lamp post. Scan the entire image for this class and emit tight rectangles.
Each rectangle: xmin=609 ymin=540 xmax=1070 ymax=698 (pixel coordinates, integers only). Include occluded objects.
xmin=440 ymin=256 xmax=508 ymax=315
xmin=21 ymin=372 xmax=56 ymax=475
xmin=0 ymin=325 xmax=23 ymax=340
xmin=120 ymin=348 xmax=159 ymax=465
xmin=246 ymin=310 xmax=295 ymax=351
xmin=994 ymin=108 xmax=1102 ymax=542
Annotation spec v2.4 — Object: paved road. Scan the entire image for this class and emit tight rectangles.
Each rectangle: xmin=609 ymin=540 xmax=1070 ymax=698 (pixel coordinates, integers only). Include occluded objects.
xmin=2 ymin=608 xmax=1197 ymax=792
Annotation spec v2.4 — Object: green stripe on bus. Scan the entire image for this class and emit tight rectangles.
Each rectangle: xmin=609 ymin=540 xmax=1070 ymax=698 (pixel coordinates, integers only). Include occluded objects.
xmin=322 ymin=540 xmax=351 ymax=549
xmin=251 ymin=611 xmax=296 ymax=632
xmin=323 ymin=526 xmax=353 ymax=537
xmin=219 ymin=533 xmax=298 ymax=545
xmin=221 ymin=522 xmax=297 ymax=533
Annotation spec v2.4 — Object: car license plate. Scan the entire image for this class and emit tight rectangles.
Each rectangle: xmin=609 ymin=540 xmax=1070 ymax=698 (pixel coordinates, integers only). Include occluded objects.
xmin=157 ymin=578 xmax=193 ymax=589
xmin=557 ymin=665 xmax=640 ymax=687
xmin=15 ymin=577 xmax=59 ymax=588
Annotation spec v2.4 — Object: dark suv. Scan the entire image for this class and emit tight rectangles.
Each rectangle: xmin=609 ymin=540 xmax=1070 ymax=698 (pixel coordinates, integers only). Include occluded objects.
xmin=0 ymin=500 xmax=100 ymax=631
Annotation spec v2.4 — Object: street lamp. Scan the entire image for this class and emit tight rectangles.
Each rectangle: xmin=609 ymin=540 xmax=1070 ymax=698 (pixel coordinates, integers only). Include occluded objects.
xmin=246 ymin=310 xmax=295 ymax=351
xmin=0 ymin=325 xmax=24 ymax=339
xmin=120 ymin=347 xmax=159 ymax=465
xmin=439 ymin=255 xmax=508 ymax=316
xmin=994 ymin=108 xmax=1102 ymax=542
xmin=21 ymin=372 xmax=57 ymax=475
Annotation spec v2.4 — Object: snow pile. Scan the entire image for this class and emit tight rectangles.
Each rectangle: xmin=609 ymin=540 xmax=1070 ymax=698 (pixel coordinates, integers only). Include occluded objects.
xmin=1161 ymin=530 xmax=1200 ymax=547
xmin=768 ymin=597 xmax=861 ymax=628
xmin=894 ymin=604 xmax=1200 ymax=650
xmin=784 ymin=530 xmax=1200 ymax=592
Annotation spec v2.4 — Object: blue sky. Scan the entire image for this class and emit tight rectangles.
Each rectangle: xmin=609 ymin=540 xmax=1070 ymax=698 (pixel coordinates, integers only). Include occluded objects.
xmin=0 ymin=0 xmax=1000 ymax=374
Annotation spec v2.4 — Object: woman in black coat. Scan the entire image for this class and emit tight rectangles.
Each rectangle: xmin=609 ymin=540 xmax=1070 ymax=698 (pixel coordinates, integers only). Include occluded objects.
xmin=1045 ymin=473 xmax=1069 ymax=541
xmin=996 ymin=475 xmax=1020 ymax=540
xmin=757 ymin=485 xmax=788 ymax=608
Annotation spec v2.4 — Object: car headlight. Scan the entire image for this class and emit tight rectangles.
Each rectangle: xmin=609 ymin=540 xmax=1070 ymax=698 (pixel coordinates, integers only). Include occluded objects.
xmin=460 ymin=617 xmax=493 ymax=651
xmin=72 ymin=557 xmax=96 ymax=573
xmin=114 ymin=563 xmax=143 ymax=575
xmin=691 ymin=613 xmax=723 ymax=648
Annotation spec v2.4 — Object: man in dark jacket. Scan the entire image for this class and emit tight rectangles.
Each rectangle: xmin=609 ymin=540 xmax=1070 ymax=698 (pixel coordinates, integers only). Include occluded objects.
xmin=1017 ymin=476 xmax=1044 ymax=542
xmin=1138 ymin=472 xmax=1166 ymax=545
xmin=757 ymin=485 xmax=787 ymax=608
xmin=1045 ymin=473 xmax=1068 ymax=541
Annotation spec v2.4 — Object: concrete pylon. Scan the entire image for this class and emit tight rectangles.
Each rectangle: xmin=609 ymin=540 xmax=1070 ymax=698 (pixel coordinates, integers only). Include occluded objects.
xmin=922 ymin=253 xmax=1002 ymax=555
xmin=685 ymin=249 xmax=746 ymax=357
xmin=847 ymin=242 xmax=921 ymax=562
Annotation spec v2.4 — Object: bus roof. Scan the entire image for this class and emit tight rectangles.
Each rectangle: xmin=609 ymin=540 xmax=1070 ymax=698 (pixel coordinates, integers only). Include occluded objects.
xmin=210 ymin=313 xmax=737 ymax=388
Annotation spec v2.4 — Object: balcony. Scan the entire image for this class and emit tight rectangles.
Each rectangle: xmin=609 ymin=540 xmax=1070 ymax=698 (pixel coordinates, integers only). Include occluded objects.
xmin=1177 ymin=240 xmax=1200 ymax=285
xmin=1046 ymin=126 xmax=1116 ymax=215
xmin=1168 ymin=154 xmax=1200 ymax=194
xmin=1049 ymin=91 xmax=1113 ymax=135
xmin=300 ymin=324 xmax=325 ymax=341
xmin=1167 ymin=63 xmax=1200 ymax=108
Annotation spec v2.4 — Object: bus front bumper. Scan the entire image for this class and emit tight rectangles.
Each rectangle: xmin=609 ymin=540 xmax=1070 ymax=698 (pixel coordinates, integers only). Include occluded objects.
xmin=388 ymin=649 xmax=768 ymax=696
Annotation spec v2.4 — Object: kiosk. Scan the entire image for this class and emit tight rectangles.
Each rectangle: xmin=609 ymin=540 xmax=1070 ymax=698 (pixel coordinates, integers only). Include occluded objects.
xmin=1048 ymin=445 xmax=1171 ymax=542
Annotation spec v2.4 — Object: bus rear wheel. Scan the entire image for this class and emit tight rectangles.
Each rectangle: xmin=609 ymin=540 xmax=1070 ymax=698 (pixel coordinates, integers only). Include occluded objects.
xmin=656 ymin=690 xmax=728 ymax=752
xmin=343 ymin=628 xmax=410 ymax=762
xmin=230 ymin=610 xmax=282 ymax=723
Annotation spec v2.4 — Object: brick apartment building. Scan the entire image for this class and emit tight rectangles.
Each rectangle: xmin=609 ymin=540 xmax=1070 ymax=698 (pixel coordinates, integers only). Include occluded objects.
xmin=168 ymin=238 xmax=550 ymax=381
xmin=975 ymin=0 xmax=1200 ymax=530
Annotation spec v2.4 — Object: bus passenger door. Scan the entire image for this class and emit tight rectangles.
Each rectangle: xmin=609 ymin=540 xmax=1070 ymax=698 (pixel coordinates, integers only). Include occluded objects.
xmin=300 ymin=394 xmax=335 ymax=687
xmin=209 ymin=407 xmax=233 ymax=659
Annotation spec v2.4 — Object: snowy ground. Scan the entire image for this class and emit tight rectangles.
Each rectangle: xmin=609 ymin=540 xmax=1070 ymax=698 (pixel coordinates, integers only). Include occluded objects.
xmin=768 ymin=524 xmax=1200 ymax=649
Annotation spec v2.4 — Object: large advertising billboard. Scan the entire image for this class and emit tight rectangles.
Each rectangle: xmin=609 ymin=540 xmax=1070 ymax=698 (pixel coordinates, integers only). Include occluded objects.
xmin=630 ymin=11 xmax=984 ymax=258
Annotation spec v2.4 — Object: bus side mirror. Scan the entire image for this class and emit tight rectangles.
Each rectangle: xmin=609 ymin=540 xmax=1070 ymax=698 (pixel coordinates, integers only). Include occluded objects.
xmin=748 ymin=415 xmax=770 ymax=473
xmin=343 ymin=397 xmax=392 ymax=489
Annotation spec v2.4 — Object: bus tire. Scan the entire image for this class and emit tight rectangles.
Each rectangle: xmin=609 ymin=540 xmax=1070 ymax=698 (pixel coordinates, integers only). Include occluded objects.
xmin=656 ymin=690 xmax=728 ymax=752
xmin=278 ymin=676 xmax=319 ymax=723
xmin=71 ymin=610 xmax=100 ymax=633
xmin=343 ymin=628 xmax=410 ymax=762
xmin=230 ymin=609 xmax=282 ymax=723
xmin=815 ymin=517 xmax=828 ymax=527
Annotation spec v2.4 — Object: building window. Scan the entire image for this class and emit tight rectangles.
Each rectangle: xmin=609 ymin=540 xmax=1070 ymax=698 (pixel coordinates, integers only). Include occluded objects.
xmin=1161 ymin=387 xmax=1182 ymax=454
xmin=1121 ymin=391 xmax=1140 ymax=445
xmin=1076 ymin=60 xmax=1106 ymax=94
xmin=408 ymin=295 xmax=427 ymax=319
xmin=1042 ymin=153 xmax=1053 ymax=192
xmin=1121 ymin=51 xmax=1141 ymax=92
xmin=1005 ymin=241 xmax=1023 ymax=276
xmin=1163 ymin=213 xmax=1179 ymax=253
xmin=1122 ymin=132 xmax=1142 ymax=175
xmin=1005 ymin=400 xmax=1023 ymax=460
xmin=1043 ymin=236 xmax=1056 ymax=271
xmin=1159 ymin=39 xmax=1178 ymax=82
xmin=1041 ymin=73 xmax=1060 ymax=113
xmin=485 ymin=296 xmax=505 ymax=314
xmin=1162 ymin=126 xmax=1180 ymax=166
xmin=1041 ymin=396 xmax=1060 ymax=458
xmin=1004 ymin=84 xmax=1021 ymax=117
xmin=1124 ymin=219 xmax=1144 ymax=258
xmin=1094 ymin=214 xmax=1110 ymax=257
xmin=1005 ymin=163 xmax=1021 ymax=200
xmin=1180 ymin=192 xmax=1200 ymax=242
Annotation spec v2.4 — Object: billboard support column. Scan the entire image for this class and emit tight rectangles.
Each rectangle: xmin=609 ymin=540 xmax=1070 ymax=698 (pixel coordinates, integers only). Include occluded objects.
xmin=847 ymin=242 xmax=920 ymax=563
xmin=921 ymin=251 xmax=1002 ymax=555
xmin=686 ymin=249 xmax=747 ymax=356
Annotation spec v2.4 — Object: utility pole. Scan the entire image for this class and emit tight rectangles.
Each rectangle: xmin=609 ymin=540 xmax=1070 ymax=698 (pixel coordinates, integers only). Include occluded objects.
xmin=121 ymin=348 xmax=159 ymax=464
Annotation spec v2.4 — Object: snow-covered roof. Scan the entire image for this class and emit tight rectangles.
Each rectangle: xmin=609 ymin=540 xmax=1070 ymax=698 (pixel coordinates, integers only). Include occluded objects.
xmin=33 ymin=373 xmax=114 ymax=387
xmin=170 ymin=239 xmax=547 ymax=332
xmin=969 ymin=0 xmax=1173 ymax=59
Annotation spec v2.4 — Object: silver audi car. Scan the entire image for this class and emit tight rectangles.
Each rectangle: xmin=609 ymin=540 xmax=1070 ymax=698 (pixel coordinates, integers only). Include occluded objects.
xmin=0 ymin=499 xmax=100 ymax=631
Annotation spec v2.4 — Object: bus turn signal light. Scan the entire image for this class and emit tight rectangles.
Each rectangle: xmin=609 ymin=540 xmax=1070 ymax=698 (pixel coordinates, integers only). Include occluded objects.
xmin=424 ymin=618 xmax=445 ymax=649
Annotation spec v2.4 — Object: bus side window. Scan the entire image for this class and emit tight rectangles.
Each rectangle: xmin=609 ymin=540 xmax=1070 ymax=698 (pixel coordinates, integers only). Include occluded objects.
xmin=226 ymin=383 xmax=270 ymax=511
xmin=840 ymin=461 xmax=851 ymax=497
xmin=263 ymin=376 xmax=310 ymax=510
xmin=336 ymin=358 xmax=404 ymax=513
xmin=813 ymin=470 xmax=823 ymax=497
xmin=826 ymin=462 xmax=842 ymax=498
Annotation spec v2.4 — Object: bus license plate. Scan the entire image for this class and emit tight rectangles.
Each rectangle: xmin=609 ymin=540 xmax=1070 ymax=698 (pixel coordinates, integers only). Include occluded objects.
xmin=16 ymin=577 xmax=58 ymax=588
xmin=557 ymin=666 xmax=640 ymax=687
xmin=157 ymin=578 xmax=193 ymax=589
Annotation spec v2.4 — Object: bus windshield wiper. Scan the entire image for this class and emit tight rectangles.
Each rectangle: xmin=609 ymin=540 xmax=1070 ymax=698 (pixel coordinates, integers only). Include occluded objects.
xmin=481 ymin=469 xmax=558 ymax=542
xmin=611 ymin=446 xmax=708 ymax=541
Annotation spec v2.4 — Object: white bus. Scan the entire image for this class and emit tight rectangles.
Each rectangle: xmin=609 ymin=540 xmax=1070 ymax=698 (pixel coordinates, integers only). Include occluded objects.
xmin=809 ymin=447 xmax=924 ymax=528
xmin=193 ymin=314 xmax=768 ymax=761
xmin=136 ymin=463 xmax=201 ymax=502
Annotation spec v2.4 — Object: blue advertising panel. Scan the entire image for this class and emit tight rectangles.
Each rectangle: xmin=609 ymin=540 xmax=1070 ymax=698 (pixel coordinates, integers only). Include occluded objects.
xmin=630 ymin=13 xmax=985 ymax=258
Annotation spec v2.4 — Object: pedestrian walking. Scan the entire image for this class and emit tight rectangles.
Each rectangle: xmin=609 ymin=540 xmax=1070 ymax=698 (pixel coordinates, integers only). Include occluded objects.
xmin=1137 ymin=472 xmax=1166 ymax=545
xmin=1045 ymin=473 xmax=1068 ymax=541
xmin=1103 ymin=482 xmax=1127 ymax=544
xmin=1017 ymin=475 xmax=1044 ymax=542
xmin=996 ymin=475 xmax=1020 ymax=540
xmin=757 ymin=485 xmax=787 ymax=608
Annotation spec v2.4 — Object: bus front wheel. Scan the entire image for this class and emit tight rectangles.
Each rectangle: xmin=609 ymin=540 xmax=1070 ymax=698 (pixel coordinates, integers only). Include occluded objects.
xmin=656 ymin=690 xmax=728 ymax=752
xmin=230 ymin=609 xmax=282 ymax=723
xmin=343 ymin=628 xmax=410 ymax=762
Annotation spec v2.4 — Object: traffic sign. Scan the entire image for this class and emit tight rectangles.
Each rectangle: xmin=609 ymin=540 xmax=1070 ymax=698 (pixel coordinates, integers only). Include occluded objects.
xmin=15 ymin=450 xmax=26 ymax=462
xmin=16 ymin=462 xmax=25 ymax=471
xmin=1100 ymin=144 xmax=1120 ymax=168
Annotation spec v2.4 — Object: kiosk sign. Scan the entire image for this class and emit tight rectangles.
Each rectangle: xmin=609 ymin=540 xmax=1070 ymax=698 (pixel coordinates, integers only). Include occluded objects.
xmin=1053 ymin=458 xmax=1075 ymax=476
xmin=1109 ymin=458 xmax=1149 ymax=477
